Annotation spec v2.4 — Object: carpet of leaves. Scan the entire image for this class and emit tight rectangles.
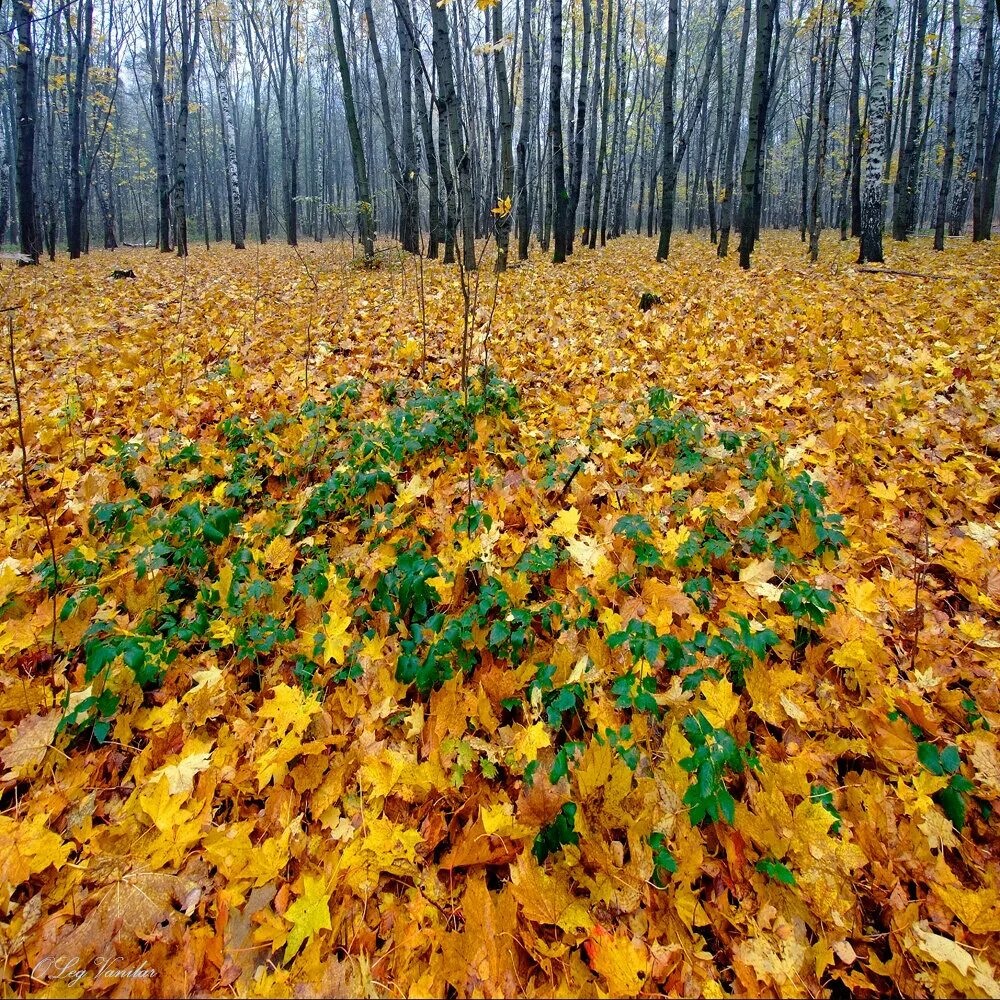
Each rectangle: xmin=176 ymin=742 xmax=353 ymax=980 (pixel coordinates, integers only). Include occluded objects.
xmin=1 ymin=233 xmax=999 ymax=998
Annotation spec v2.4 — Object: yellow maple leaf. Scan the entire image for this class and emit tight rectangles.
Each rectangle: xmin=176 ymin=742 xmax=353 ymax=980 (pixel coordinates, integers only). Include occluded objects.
xmin=319 ymin=608 xmax=353 ymax=665
xmin=512 ymin=721 xmax=551 ymax=763
xmin=156 ymin=748 xmax=214 ymax=795
xmin=701 ymin=677 xmax=740 ymax=728
xmin=845 ymin=577 xmax=878 ymax=615
xmin=587 ymin=927 xmax=650 ymax=995
xmin=550 ymin=506 xmax=580 ymax=539
xmin=740 ymin=559 xmax=783 ymax=601
xmin=283 ymin=875 xmax=332 ymax=962
xmin=566 ymin=533 xmax=604 ymax=576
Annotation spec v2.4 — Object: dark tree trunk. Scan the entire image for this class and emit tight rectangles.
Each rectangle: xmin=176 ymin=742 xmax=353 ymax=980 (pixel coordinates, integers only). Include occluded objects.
xmin=432 ymin=0 xmax=476 ymax=270
xmin=588 ymin=0 xmax=613 ymax=249
xmin=550 ymin=0 xmax=568 ymax=263
xmin=492 ymin=1 xmax=515 ymax=271
xmin=14 ymin=0 xmax=41 ymax=263
xmin=330 ymin=0 xmax=375 ymax=260
xmin=659 ymin=0 xmax=727 ymax=260
xmin=718 ymin=0 xmax=751 ymax=258
xmin=737 ymin=0 xmax=778 ymax=269
xmin=567 ymin=0 xmax=592 ymax=255
xmin=66 ymin=0 xmax=94 ymax=259
xmin=516 ymin=0 xmax=534 ymax=259
xmin=972 ymin=0 xmax=998 ymax=240
xmin=892 ymin=0 xmax=928 ymax=240
xmin=934 ymin=0 xmax=961 ymax=250
xmin=859 ymin=0 xmax=894 ymax=263
xmin=395 ymin=5 xmax=420 ymax=255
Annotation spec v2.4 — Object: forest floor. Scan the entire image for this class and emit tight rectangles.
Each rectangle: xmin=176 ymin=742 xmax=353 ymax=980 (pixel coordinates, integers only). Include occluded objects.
xmin=1 ymin=233 xmax=999 ymax=998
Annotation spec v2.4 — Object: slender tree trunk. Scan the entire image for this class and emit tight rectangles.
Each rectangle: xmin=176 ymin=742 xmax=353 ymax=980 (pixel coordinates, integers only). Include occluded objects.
xmin=245 ymin=13 xmax=269 ymax=244
xmin=213 ymin=50 xmax=244 ymax=249
xmin=838 ymin=12 xmax=861 ymax=239
xmin=0 ymin=110 xmax=10 ymax=245
xmin=567 ymin=0 xmax=592 ymax=254
xmin=934 ymin=0 xmax=961 ymax=250
xmin=972 ymin=0 xmax=997 ymax=241
xmin=432 ymin=0 xmax=476 ymax=270
xmin=492 ymin=1 xmax=515 ymax=270
xmin=149 ymin=0 xmax=170 ymax=253
xmin=706 ymin=52 xmax=723 ymax=244
xmin=330 ymin=0 xmax=375 ymax=260
xmin=800 ymin=10 xmax=821 ymax=242
xmin=365 ymin=0 xmax=414 ymax=253
xmin=859 ymin=0 xmax=894 ymax=263
xmin=659 ymin=0 xmax=728 ymax=260
xmin=656 ymin=0 xmax=679 ymax=261
xmin=172 ymin=0 xmax=200 ymax=258
xmin=718 ymin=0 xmax=751 ymax=258
xmin=14 ymin=0 xmax=40 ymax=262
xmin=892 ymin=0 xmax=928 ymax=240
xmin=395 ymin=5 xmax=420 ymax=255
xmin=737 ymin=0 xmax=778 ymax=269
xmin=808 ymin=0 xmax=843 ymax=261
xmin=517 ymin=0 xmax=534 ymax=259
xmin=66 ymin=0 xmax=94 ymax=259
xmin=413 ymin=54 xmax=442 ymax=258
xmin=588 ymin=0 xmax=614 ymax=249
xmin=950 ymin=2 xmax=986 ymax=235
xmin=550 ymin=0 xmax=568 ymax=262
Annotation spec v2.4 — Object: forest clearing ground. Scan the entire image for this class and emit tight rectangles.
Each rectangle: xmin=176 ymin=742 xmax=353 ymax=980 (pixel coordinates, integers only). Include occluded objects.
xmin=1 ymin=233 xmax=999 ymax=998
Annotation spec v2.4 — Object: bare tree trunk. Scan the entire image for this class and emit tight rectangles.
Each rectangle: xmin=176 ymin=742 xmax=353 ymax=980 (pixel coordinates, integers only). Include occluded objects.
xmin=934 ymin=0 xmax=961 ymax=250
xmin=413 ymin=52 xmax=442 ymax=258
xmin=330 ymin=0 xmax=375 ymax=260
xmin=208 ymin=11 xmax=244 ymax=250
xmin=567 ymin=0 xmax=591 ymax=254
xmin=0 ymin=115 xmax=10 ymax=244
xmin=243 ymin=8 xmax=269 ymax=244
xmin=859 ymin=0 xmax=894 ymax=263
xmin=658 ymin=0 xmax=727 ymax=260
xmin=365 ymin=0 xmax=414 ymax=253
xmin=172 ymin=0 xmax=200 ymax=257
xmin=808 ymin=0 xmax=843 ymax=261
xmin=718 ymin=0 xmax=751 ymax=258
xmin=431 ymin=0 xmax=476 ymax=270
xmin=892 ymin=0 xmax=928 ymax=240
xmin=706 ymin=52 xmax=723 ymax=244
xmin=737 ymin=0 xmax=778 ymax=269
xmin=395 ymin=5 xmax=420 ymax=255
xmin=550 ymin=0 xmax=568 ymax=263
xmin=148 ymin=0 xmax=171 ymax=253
xmin=66 ymin=0 xmax=94 ymax=259
xmin=838 ymin=12 xmax=861 ymax=239
xmin=800 ymin=8 xmax=822 ymax=242
xmin=972 ymin=0 xmax=998 ymax=241
xmin=516 ymin=0 xmax=534 ymax=259
xmin=492 ymin=1 xmax=515 ymax=270
xmin=950 ymin=1 xmax=987 ymax=235
xmin=588 ymin=0 xmax=613 ymax=249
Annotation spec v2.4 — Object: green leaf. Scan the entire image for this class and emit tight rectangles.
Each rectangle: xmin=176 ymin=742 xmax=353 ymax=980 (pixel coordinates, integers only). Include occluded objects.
xmin=917 ymin=742 xmax=944 ymax=776
xmin=940 ymin=745 xmax=961 ymax=775
xmin=756 ymin=858 xmax=797 ymax=886
xmin=937 ymin=784 xmax=967 ymax=832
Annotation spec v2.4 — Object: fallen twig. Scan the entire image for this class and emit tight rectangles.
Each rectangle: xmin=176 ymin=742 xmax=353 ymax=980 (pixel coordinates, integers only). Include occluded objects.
xmin=858 ymin=267 xmax=952 ymax=280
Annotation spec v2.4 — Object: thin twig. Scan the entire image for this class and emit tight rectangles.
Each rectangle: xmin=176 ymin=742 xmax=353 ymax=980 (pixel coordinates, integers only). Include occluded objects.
xmin=858 ymin=267 xmax=952 ymax=280
xmin=7 ymin=315 xmax=59 ymax=669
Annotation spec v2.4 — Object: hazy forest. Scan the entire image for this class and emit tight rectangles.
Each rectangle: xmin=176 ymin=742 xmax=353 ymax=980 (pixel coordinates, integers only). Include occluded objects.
xmin=1 ymin=0 xmax=1000 ymax=994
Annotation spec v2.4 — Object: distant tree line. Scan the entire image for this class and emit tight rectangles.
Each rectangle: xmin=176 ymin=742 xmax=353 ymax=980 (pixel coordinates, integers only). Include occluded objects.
xmin=1 ymin=0 xmax=998 ymax=268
